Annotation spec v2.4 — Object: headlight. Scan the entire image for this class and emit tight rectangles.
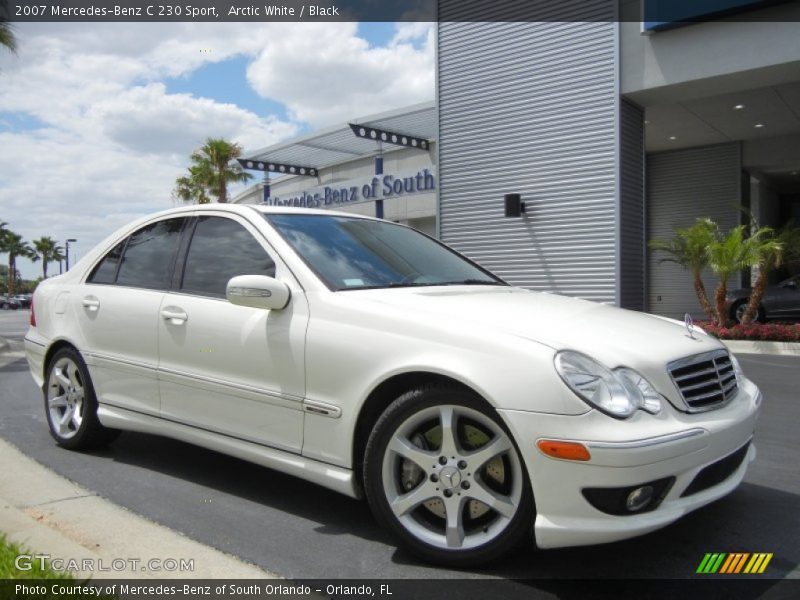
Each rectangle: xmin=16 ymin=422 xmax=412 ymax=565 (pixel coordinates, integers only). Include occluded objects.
xmin=614 ymin=368 xmax=663 ymax=414
xmin=554 ymin=351 xmax=636 ymax=419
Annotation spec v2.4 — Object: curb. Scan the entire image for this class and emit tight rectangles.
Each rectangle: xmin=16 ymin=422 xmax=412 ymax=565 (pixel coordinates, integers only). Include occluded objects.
xmin=0 ymin=438 xmax=277 ymax=580
xmin=722 ymin=339 xmax=800 ymax=356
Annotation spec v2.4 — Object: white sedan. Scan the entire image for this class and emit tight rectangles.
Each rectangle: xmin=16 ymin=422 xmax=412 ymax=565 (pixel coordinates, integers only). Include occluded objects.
xmin=25 ymin=205 xmax=761 ymax=566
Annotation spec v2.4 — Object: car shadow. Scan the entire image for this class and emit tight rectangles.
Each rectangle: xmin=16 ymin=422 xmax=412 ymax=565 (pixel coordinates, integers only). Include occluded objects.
xmin=90 ymin=431 xmax=389 ymax=545
xmin=89 ymin=431 xmax=800 ymax=580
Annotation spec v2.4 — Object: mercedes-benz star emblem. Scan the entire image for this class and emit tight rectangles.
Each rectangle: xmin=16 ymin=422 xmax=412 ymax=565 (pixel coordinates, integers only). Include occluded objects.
xmin=684 ymin=312 xmax=696 ymax=340
xmin=438 ymin=466 xmax=462 ymax=490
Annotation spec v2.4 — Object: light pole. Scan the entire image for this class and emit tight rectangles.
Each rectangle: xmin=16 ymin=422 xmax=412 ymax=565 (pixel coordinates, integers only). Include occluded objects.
xmin=65 ymin=239 xmax=77 ymax=271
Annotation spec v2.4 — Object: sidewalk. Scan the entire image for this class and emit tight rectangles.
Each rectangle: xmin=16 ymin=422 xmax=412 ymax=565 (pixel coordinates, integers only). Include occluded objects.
xmin=0 ymin=437 xmax=276 ymax=580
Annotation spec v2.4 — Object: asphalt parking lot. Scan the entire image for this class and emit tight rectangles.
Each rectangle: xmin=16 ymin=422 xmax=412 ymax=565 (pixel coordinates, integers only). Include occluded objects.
xmin=0 ymin=308 xmax=798 ymax=590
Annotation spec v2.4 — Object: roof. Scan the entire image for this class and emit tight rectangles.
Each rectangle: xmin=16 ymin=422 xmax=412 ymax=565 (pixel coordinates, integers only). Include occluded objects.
xmin=240 ymin=101 xmax=436 ymax=172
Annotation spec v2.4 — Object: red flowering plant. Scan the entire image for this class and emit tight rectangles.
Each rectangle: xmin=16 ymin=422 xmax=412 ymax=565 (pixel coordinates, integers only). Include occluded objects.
xmin=697 ymin=321 xmax=800 ymax=342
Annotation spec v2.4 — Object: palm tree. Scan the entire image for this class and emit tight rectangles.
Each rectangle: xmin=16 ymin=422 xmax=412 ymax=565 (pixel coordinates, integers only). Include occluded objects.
xmin=173 ymin=164 xmax=212 ymax=205
xmin=649 ymin=218 xmax=720 ymax=321
xmin=739 ymin=223 xmax=800 ymax=323
xmin=706 ymin=226 xmax=774 ymax=328
xmin=1 ymin=1 xmax=17 ymax=54
xmin=173 ymin=138 xmax=252 ymax=204
xmin=33 ymin=236 xmax=65 ymax=279
xmin=0 ymin=231 xmax=35 ymax=295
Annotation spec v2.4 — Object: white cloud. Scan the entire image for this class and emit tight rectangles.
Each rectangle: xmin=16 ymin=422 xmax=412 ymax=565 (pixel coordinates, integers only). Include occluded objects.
xmin=246 ymin=22 xmax=435 ymax=127
xmin=0 ymin=22 xmax=434 ymax=278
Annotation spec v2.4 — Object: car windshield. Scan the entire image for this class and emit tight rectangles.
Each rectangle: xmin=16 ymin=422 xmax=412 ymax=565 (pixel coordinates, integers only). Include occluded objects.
xmin=264 ymin=214 xmax=506 ymax=291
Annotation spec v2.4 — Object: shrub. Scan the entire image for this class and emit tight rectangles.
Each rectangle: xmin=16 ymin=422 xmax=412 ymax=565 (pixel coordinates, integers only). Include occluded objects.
xmin=697 ymin=321 xmax=800 ymax=342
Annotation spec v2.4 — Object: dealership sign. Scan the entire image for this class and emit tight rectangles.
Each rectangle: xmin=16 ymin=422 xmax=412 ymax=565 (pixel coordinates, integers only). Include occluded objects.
xmin=264 ymin=168 xmax=436 ymax=208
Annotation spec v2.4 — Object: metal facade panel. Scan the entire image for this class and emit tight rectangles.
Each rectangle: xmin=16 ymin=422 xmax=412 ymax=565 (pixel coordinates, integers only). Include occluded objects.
xmin=647 ymin=143 xmax=742 ymax=318
xmin=437 ymin=19 xmax=619 ymax=302
xmin=620 ymin=99 xmax=646 ymax=311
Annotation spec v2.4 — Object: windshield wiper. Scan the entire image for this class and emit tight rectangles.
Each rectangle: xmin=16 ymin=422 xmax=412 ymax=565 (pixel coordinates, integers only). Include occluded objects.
xmin=438 ymin=279 xmax=506 ymax=286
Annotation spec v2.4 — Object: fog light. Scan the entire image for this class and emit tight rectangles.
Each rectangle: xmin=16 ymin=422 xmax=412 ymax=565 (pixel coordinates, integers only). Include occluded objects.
xmin=626 ymin=485 xmax=654 ymax=512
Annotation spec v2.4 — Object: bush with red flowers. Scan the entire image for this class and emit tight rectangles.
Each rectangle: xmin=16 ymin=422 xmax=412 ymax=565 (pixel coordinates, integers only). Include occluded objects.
xmin=696 ymin=321 xmax=800 ymax=342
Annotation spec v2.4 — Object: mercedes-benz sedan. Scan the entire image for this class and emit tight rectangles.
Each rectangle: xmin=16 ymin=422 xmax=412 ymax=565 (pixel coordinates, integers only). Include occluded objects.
xmin=25 ymin=205 xmax=761 ymax=566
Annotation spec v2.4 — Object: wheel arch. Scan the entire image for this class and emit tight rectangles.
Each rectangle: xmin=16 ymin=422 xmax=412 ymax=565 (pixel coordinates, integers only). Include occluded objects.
xmin=352 ymin=371 xmax=492 ymax=487
xmin=43 ymin=339 xmax=81 ymax=380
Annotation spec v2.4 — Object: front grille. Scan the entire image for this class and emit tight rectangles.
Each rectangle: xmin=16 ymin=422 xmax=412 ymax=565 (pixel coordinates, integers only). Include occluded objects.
xmin=668 ymin=349 xmax=738 ymax=412
xmin=681 ymin=442 xmax=750 ymax=497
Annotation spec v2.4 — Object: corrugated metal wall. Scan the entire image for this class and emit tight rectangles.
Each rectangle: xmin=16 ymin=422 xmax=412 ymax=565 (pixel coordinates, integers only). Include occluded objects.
xmin=647 ymin=143 xmax=742 ymax=318
xmin=437 ymin=17 xmax=620 ymax=303
xmin=619 ymin=99 xmax=645 ymax=310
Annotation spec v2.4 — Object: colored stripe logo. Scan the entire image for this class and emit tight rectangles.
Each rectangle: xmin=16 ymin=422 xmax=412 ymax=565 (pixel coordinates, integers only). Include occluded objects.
xmin=697 ymin=553 xmax=773 ymax=574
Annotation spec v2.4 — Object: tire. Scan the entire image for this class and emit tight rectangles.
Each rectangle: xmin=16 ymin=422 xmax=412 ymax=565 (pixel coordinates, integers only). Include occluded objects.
xmin=44 ymin=347 xmax=120 ymax=450
xmin=363 ymin=385 xmax=534 ymax=567
xmin=732 ymin=300 xmax=765 ymax=324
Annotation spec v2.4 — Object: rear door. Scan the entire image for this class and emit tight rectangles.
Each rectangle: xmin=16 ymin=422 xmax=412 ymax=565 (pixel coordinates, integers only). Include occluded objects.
xmin=156 ymin=213 xmax=308 ymax=453
xmin=77 ymin=217 xmax=187 ymax=416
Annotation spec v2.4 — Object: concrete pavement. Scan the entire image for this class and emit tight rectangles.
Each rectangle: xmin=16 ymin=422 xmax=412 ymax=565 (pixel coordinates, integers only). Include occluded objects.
xmin=0 ymin=331 xmax=276 ymax=581
xmin=0 ymin=437 xmax=276 ymax=580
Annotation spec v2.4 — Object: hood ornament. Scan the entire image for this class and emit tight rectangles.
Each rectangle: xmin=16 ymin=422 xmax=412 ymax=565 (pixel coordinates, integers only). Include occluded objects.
xmin=684 ymin=312 xmax=696 ymax=340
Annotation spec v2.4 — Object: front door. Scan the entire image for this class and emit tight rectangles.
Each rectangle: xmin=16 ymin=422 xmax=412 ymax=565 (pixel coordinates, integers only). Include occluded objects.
xmin=156 ymin=214 xmax=307 ymax=453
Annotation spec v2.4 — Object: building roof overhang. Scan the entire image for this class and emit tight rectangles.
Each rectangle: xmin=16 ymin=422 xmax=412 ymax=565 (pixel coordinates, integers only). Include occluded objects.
xmin=238 ymin=101 xmax=436 ymax=175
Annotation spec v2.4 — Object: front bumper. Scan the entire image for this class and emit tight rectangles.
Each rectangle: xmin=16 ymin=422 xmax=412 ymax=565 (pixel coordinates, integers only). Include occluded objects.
xmin=498 ymin=377 xmax=762 ymax=549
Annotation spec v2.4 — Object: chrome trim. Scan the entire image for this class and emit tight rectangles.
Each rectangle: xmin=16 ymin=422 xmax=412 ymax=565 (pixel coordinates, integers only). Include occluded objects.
xmin=87 ymin=352 xmax=304 ymax=409
xmin=586 ymin=428 xmax=706 ymax=450
xmin=302 ymin=399 xmax=342 ymax=419
xmin=86 ymin=351 xmax=157 ymax=371
xmin=157 ymin=365 xmax=303 ymax=405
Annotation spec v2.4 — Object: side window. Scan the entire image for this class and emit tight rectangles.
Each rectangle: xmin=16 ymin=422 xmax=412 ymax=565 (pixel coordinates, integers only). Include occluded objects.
xmin=115 ymin=218 xmax=185 ymax=290
xmin=87 ymin=241 xmax=125 ymax=284
xmin=181 ymin=216 xmax=276 ymax=298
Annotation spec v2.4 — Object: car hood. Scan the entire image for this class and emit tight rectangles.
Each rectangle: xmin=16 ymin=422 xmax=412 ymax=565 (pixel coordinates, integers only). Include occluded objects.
xmin=347 ymin=285 xmax=725 ymax=368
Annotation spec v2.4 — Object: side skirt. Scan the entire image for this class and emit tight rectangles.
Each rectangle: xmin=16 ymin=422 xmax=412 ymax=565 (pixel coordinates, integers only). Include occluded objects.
xmin=97 ymin=404 xmax=360 ymax=499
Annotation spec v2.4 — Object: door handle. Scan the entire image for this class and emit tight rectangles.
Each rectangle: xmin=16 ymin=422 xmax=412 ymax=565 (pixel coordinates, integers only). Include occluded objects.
xmin=81 ymin=297 xmax=100 ymax=311
xmin=161 ymin=308 xmax=188 ymax=324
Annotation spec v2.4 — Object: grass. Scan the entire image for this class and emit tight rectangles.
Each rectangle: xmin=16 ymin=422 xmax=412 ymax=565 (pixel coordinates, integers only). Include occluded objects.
xmin=0 ymin=535 xmax=117 ymax=599
xmin=0 ymin=535 xmax=76 ymax=580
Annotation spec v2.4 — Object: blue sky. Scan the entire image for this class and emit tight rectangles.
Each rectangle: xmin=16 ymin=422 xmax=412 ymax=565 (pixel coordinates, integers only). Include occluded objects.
xmin=0 ymin=22 xmax=434 ymax=279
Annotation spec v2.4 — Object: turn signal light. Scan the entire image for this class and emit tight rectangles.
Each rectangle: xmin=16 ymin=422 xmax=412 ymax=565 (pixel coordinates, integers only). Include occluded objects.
xmin=537 ymin=440 xmax=591 ymax=461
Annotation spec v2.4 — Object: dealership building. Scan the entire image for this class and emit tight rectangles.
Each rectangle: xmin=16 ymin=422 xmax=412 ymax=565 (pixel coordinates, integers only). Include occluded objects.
xmin=236 ymin=0 xmax=800 ymax=319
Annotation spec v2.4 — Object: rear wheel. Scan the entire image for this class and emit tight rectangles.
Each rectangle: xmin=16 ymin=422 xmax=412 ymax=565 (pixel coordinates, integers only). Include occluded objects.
xmin=732 ymin=300 xmax=765 ymax=324
xmin=364 ymin=386 xmax=533 ymax=566
xmin=44 ymin=347 xmax=120 ymax=450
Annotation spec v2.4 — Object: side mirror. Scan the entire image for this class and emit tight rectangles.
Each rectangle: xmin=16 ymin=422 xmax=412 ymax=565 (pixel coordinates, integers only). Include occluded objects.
xmin=226 ymin=275 xmax=291 ymax=310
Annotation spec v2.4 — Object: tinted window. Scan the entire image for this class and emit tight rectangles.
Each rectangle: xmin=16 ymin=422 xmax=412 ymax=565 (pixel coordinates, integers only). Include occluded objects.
xmin=265 ymin=214 xmax=503 ymax=291
xmin=115 ymin=218 xmax=185 ymax=290
xmin=87 ymin=241 xmax=125 ymax=284
xmin=181 ymin=216 xmax=276 ymax=298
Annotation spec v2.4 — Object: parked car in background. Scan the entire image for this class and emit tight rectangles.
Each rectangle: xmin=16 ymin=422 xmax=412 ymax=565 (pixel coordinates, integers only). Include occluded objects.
xmin=14 ymin=294 xmax=32 ymax=308
xmin=1 ymin=295 xmax=21 ymax=310
xmin=25 ymin=205 xmax=762 ymax=566
xmin=728 ymin=275 xmax=800 ymax=323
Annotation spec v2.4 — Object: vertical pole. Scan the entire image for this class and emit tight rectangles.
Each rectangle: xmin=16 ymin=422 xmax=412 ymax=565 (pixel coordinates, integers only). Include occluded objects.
xmin=374 ymin=152 xmax=384 ymax=219
xmin=262 ymin=172 xmax=271 ymax=204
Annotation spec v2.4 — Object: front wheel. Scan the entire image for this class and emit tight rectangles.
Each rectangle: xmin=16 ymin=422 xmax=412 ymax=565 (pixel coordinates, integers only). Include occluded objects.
xmin=44 ymin=347 xmax=120 ymax=450
xmin=364 ymin=386 xmax=534 ymax=566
